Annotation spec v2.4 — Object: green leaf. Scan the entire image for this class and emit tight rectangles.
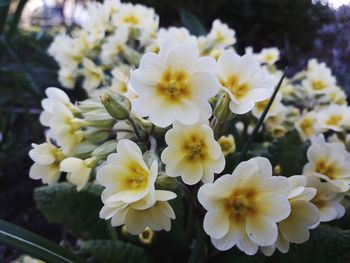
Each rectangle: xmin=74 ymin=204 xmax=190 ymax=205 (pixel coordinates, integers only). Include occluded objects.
xmin=0 ymin=219 xmax=86 ymax=263
xmin=269 ymin=225 xmax=350 ymax=263
xmin=80 ymin=239 xmax=153 ymax=263
xmin=179 ymin=9 xmax=206 ymax=36
xmin=262 ymin=130 xmax=307 ymax=176
xmin=34 ymin=182 xmax=110 ymax=239
xmin=6 ymin=0 xmax=28 ymax=40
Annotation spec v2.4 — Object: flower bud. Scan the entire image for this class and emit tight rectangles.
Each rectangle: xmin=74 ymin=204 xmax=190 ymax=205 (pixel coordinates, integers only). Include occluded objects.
xmin=214 ymin=93 xmax=234 ymax=121
xmin=101 ymin=91 xmax=131 ymax=120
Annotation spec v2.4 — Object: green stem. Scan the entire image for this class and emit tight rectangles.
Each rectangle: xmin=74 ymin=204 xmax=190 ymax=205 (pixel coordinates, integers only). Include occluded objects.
xmin=237 ymin=68 xmax=288 ymax=164
xmin=0 ymin=219 xmax=87 ymax=263
xmin=187 ymin=224 xmax=207 ymax=263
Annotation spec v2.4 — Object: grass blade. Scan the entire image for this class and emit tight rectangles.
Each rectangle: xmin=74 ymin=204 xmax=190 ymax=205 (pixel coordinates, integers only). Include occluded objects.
xmin=237 ymin=68 xmax=288 ymax=163
xmin=0 ymin=219 xmax=87 ymax=263
xmin=6 ymin=0 xmax=28 ymax=40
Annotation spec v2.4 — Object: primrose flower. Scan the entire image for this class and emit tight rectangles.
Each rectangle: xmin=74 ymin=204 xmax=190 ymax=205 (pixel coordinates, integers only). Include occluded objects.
xmin=258 ymin=48 xmax=280 ymax=65
xmin=207 ymin=19 xmax=236 ymax=48
xmin=60 ymin=157 xmax=96 ymax=191
xmin=99 ymin=189 xmax=176 ymax=234
xmin=101 ymin=27 xmax=129 ymax=65
xmin=112 ymin=3 xmax=157 ymax=30
xmin=49 ymin=103 xmax=84 ymax=155
xmin=306 ymin=175 xmax=345 ymax=222
xmin=218 ymin=134 xmax=236 ymax=156
xmin=39 ymin=87 xmax=77 ymax=127
xmin=295 ymin=111 xmax=320 ymax=140
xmin=302 ymin=64 xmax=336 ymax=95
xmin=252 ymin=93 xmax=284 ymax=119
xmin=303 ymin=135 xmax=350 ymax=192
xmin=29 ymin=142 xmax=64 ymax=185
xmin=217 ymin=50 xmax=274 ymax=114
xmin=161 ymin=122 xmax=225 ymax=185
xmin=261 ymin=175 xmax=319 ymax=256
xmin=198 ymin=157 xmax=291 ymax=255
xmin=130 ymin=41 xmax=220 ymax=127
xmin=82 ymin=58 xmax=104 ymax=92
xmin=97 ymin=139 xmax=157 ymax=204
xmin=317 ymin=104 xmax=350 ymax=132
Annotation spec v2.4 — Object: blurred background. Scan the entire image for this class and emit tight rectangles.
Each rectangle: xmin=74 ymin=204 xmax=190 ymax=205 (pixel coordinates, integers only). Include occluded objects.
xmin=0 ymin=0 xmax=349 ymax=261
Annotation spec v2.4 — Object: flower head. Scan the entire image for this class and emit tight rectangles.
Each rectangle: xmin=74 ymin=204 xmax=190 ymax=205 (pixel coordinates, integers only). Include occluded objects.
xmin=261 ymin=175 xmax=319 ymax=256
xmin=218 ymin=134 xmax=236 ymax=156
xmin=198 ymin=157 xmax=291 ymax=254
xmin=60 ymin=157 xmax=95 ymax=191
xmin=258 ymin=48 xmax=280 ymax=65
xmin=303 ymin=135 xmax=350 ymax=192
xmin=131 ymin=41 xmax=220 ymax=127
xmin=97 ymin=139 xmax=157 ymax=203
xmin=161 ymin=122 xmax=225 ymax=185
xmin=306 ymin=175 xmax=345 ymax=222
xmin=29 ymin=142 xmax=64 ymax=185
xmin=217 ymin=50 xmax=273 ymax=114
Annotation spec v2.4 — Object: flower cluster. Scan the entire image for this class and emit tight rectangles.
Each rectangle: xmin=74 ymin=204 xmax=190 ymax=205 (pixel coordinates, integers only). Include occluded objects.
xmin=29 ymin=0 xmax=350 ymax=258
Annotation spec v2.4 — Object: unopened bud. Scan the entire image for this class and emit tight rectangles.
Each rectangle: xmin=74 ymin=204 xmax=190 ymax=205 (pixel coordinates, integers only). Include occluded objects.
xmin=101 ymin=91 xmax=131 ymax=120
xmin=214 ymin=93 xmax=234 ymax=121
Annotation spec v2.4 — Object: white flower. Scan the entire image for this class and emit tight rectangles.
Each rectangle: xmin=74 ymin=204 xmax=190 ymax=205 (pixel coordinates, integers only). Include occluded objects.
xmin=109 ymin=66 xmax=138 ymax=100
xmin=217 ymin=50 xmax=274 ymax=114
xmin=261 ymin=175 xmax=319 ymax=256
xmin=130 ymin=41 xmax=220 ymax=127
xmin=49 ymin=103 xmax=84 ymax=155
xmin=21 ymin=255 xmax=45 ymax=263
xmin=112 ymin=3 xmax=157 ymax=30
xmin=252 ymin=93 xmax=284 ymax=119
xmin=82 ymin=1 xmax=109 ymax=41
xmin=29 ymin=142 xmax=64 ymax=185
xmin=156 ymin=27 xmax=197 ymax=47
xmin=82 ymin=58 xmax=104 ymax=92
xmin=60 ymin=157 xmax=95 ymax=191
xmin=99 ymin=189 xmax=176 ymax=234
xmin=306 ymin=175 xmax=345 ymax=222
xmin=317 ymin=104 xmax=350 ymax=132
xmin=58 ymin=67 xmax=76 ymax=89
xmin=295 ymin=111 xmax=320 ymax=140
xmin=207 ymin=19 xmax=236 ymax=48
xmin=303 ymin=134 xmax=350 ymax=192
xmin=101 ymin=26 xmax=129 ymax=65
xmin=302 ymin=63 xmax=336 ymax=95
xmin=217 ymin=134 xmax=236 ymax=156
xmin=258 ymin=48 xmax=280 ymax=65
xmin=198 ymin=157 xmax=291 ymax=255
xmin=39 ymin=87 xmax=76 ymax=127
xmin=161 ymin=122 xmax=225 ymax=185
xmin=97 ymin=139 xmax=157 ymax=204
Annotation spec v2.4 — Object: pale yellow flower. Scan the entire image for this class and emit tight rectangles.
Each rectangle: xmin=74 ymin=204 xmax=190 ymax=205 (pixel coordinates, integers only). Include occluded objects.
xmin=198 ymin=157 xmax=291 ymax=254
xmin=161 ymin=122 xmax=225 ymax=185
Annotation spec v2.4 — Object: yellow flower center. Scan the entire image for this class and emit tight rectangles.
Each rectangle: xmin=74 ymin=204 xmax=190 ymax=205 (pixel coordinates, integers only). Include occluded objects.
xmin=315 ymin=159 xmax=337 ymax=180
xmin=299 ymin=117 xmax=314 ymax=136
xmin=123 ymin=14 xmax=140 ymax=25
xmin=264 ymin=54 xmax=275 ymax=63
xmin=183 ymin=135 xmax=208 ymax=161
xmin=311 ymin=195 xmax=326 ymax=209
xmin=311 ymin=80 xmax=326 ymax=91
xmin=126 ymin=162 xmax=149 ymax=189
xmin=156 ymin=70 xmax=191 ymax=104
xmin=226 ymin=188 xmax=258 ymax=223
xmin=215 ymin=31 xmax=226 ymax=43
xmin=325 ymin=115 xmax=343 ymax=126
xmin=221 ymin=74 xmax=250 ymax=100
